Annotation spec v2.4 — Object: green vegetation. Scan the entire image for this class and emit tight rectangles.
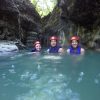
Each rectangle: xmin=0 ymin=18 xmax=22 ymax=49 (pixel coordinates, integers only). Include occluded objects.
xmin=30 ymin=0 xmax=57 ymax=17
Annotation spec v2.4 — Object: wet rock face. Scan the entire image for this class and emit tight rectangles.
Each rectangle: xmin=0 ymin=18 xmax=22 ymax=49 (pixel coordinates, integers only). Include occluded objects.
xmin=59 ymin=0 xmax=100 ymax=28
xmin=47 ymin=0 xmax=100 ymax=49
xmin=43 ymin=0 xmax=100 ymax=49
xmin=0 ymin=0 xmax=100 ymax=49
xmin=0 ymin=0 xmax=41 ymax=47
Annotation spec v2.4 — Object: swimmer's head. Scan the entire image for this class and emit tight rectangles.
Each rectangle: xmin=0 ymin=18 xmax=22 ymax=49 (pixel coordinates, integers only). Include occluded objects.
xmin=70 ymin=36 xmax=80 ymax=48
xmin=34 ymin=41 xmax=41 ymax=51
xmin=50 ymin=36 xmax=58 ymax=47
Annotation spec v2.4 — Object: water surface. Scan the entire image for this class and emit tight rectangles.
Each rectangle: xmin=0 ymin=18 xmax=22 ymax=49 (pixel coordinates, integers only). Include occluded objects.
xmin=0 ymin=51 xmax=100 ymax=100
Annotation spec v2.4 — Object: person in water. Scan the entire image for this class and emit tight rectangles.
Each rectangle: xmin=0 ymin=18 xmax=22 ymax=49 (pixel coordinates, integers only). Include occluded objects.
xmin=31 ymin=41 xmax=41 ymax=52
xmin=47 ymin=36 xmax=64 ymax=53
xmin=67 ymin=36 xmax=85 ymax=55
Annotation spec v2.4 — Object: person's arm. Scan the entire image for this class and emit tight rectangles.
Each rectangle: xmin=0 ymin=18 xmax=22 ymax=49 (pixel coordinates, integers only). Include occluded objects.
xmin=81 ymin=48 xmax=85 ymax=55
xmin=67 ymin=49 xmax=70 ymax=54
xmin=58 ymin=48 xmax=64 ymax=53
xmin=46 ymin=49 xmax=50 ymax=53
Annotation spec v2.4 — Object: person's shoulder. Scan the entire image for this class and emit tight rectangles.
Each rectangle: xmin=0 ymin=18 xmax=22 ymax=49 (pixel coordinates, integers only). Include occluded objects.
xmin=81 ymin=48 xmax=85 ymax=52
xmin=67 ymin=48 xmax=70 ymax=53
xmin=31 ymin=48 xmax=35 ymax=52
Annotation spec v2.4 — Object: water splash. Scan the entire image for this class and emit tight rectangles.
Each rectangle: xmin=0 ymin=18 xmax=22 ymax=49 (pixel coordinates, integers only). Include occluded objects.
xmin=11 ymin=64 xmax=15 ymax=68
xmin=77 ymin=72 xmax=84 ymax=83
xmin=16 ymin=72 xmax=80 ymax=100
xmin=20 ymin=71 xmax=31 ymax=81
xmin=8 ymin=65 xmax=16 ymax=74
xmin=43 ymin=55 xmax=62 ymax=60
xmin=94 ymin=79 xmax=99 ymax=84
xmin=37 ymin=63 xmax=41 ymax=70
xmin=94 ymin=73 xmax=100 ymax=84
xmin=2 ymin=73 xmax=6 ymax=79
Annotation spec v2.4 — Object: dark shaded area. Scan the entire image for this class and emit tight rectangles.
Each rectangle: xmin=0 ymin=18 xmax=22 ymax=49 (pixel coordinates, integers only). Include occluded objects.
xmin=58 ymin=0 xmax=100 ymax=28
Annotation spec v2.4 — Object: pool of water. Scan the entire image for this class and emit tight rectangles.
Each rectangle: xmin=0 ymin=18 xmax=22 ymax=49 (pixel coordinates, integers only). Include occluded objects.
xmin=0 ymin=51 xmax=100 ymax=100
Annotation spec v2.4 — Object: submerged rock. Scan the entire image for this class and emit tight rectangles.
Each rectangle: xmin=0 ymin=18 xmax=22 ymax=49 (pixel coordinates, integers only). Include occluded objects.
xmin=0 ymin=41 xmax=18 ymax=55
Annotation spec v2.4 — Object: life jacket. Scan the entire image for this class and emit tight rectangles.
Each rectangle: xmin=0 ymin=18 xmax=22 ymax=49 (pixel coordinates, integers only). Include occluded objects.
xmin=48 ymin=45 xmax=62 ymax=53
xmin=69 ymin=45 xmax=81 ymax=54
xmin=31 ymin=48 xmax=38 ymax=52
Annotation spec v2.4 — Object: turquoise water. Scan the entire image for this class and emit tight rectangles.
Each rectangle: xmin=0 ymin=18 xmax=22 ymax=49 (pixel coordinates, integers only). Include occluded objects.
xmin=0 ymin=51 xmax=100 ymax=100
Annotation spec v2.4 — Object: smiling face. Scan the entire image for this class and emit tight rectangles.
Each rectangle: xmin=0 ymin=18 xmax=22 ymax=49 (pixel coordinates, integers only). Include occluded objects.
xmin=71 ymin=40 xmax=79 ymax=48
xmin=35 ymin=44 xmax=41 ymax=51
xmin=50 ymin=40 xmax=57 ymax=47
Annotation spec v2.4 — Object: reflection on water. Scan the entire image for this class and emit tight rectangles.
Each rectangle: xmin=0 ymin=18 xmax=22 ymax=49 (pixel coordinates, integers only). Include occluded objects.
xmin=0 ymin=51 xmax=100 ymax=100
xmin=17 ymin=72 xmax=79 ymax=100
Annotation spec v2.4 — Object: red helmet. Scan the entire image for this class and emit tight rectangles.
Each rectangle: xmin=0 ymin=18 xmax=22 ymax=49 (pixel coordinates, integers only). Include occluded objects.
xmin=70 ymin=36 xmax=80 ymax=41
xmin=34 ymin=41 xmax=40 ymax=46
xmin=50 ymin=36 xmax=58 ymax=41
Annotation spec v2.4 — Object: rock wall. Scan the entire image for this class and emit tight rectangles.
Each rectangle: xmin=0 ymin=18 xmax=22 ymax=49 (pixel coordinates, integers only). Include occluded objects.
xmin=0 ymin=0 xmax=100 ymax=50
xmin=43 ymin=0 xmax=100 ymax=50
xmin=0 ymin=0 xmax=42 ymax=48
